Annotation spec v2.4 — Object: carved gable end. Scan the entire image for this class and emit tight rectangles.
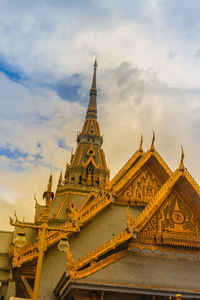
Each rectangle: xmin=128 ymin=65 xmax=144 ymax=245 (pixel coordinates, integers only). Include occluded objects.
xmin=136 ymin=181 xmax=200 ymax=248
xmin=116 ymin=168 xmax=162 ymax=206
xmin=113 ymin=151 xmax=172 ymax=207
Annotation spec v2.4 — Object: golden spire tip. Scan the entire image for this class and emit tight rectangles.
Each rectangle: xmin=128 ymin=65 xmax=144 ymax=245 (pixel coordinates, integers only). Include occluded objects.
xmin=58 ymin=170 xmax=62 ymax=186
xmin=150 ymin=130 xmax=155 ymax=152
xmin=139 ymin=134 xmax=143 ymax=152
xmin=94 ymin=59 xmax=98 ymax=70
xmin=179 ymin=145 xmax=185 ymax=172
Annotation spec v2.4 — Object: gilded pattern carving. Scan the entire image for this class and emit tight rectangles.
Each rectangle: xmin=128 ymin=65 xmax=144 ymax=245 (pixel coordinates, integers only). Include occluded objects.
xmin=142 ymin=212 xmax=160 ymax=236
xmin=122 ymin=169 xmax=161 ymax=204
xmin=138 ymin=191 xmax=200 ymax=245
xmin=161 ymin=196 xmax=197 ymax=236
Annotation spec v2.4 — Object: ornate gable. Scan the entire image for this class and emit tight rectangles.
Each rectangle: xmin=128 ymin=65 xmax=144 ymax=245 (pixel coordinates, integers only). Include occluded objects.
xmin=113 ymin=150 xmax=172 ymax=207
xmin=118 ymin=168 xmax=162 ymax=206
xmin=134 ymin=170 xmax=200 ymax=248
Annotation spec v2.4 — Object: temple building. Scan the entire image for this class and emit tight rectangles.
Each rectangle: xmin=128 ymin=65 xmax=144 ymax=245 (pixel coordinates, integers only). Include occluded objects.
xmin=1 ymin=62 xmax=200 ymax=300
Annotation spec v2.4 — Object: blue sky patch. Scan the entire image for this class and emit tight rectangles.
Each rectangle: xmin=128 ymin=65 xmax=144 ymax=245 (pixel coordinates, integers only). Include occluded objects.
xmin=58 ymin=139 xmax=70 ymax=150
xmin=50 ymin=74 xmax=82 ymax=101
xmin=0 ymin=59 xmax=25 ymax=83
xmin=0 ymin=145 xmax=43 ymax=161
xmin=0 ymin=146 xmax=28 ymax=159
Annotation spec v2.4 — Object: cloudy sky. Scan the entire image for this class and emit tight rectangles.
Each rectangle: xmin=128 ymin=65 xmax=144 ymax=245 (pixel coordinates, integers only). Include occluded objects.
xmin=1 ymin=0 xmax=200 ymax=229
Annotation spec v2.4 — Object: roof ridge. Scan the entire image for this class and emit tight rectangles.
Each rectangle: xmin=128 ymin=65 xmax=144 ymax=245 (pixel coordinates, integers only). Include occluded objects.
xmin=109 ymin=150 xmax=143 ymax=189
xmin=184 ymin=169 xmax=200 ymax=198
xmin=153 ymin=150 xmax=173 ymax=176
xmin=112 ymin=150 xmax=152 ymax=193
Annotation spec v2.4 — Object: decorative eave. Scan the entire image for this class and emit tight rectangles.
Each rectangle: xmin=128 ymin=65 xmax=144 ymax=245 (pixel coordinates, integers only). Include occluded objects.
xmin=111 ymin=149 xmax=173 ymax=194
xmin=55 ymin=278 xmax=200 ymax=300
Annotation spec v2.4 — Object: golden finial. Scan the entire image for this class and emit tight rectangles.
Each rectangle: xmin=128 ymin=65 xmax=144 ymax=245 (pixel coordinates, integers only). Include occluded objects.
xmin=179 ymin=145 xmax=185 ymax=172
xmin=139 ymin=134 xmax=143 ymax=152
xmin=58 ymin=171 xmax=62 ymax=186
xmin=43 ymin=174 xmax=54 ymax=206
xmin=34 ymin=193 xmax=38 ymax=206
xmin=48 ymin=174 xmax=52 ymax=190
xmin=94 ymin=59 xmax=98 ymax=70
xmin=14 ymin=210 xmax=18 ymax=222
xmin=150 ymin=130 xmax=155 ymax=152
xmin=9 ymin=217 xmax=14 ymax=225
xmin=176 ymin=294 xmax=182 ymax=300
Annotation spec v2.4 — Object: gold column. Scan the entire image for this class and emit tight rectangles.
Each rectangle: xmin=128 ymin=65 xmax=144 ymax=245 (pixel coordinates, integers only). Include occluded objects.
xmin=32 ymin=223 xmax=46 ymax=300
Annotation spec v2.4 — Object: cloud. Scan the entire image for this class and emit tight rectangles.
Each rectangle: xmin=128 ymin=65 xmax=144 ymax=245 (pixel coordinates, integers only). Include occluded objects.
xmin=0 ymin=73 xmax=86 ymax=229
xmin=0 ymin=0 xmax=200 ymax=88
xmin=100 ymin=63 xmax=200 ymax=181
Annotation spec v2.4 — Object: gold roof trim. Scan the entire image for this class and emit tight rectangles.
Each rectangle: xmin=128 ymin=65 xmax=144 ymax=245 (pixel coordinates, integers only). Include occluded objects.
xmin=78 ymin=189 xmax=97 ymax=213
xmin=108 ymin=150 xmax=143 ymax=190
xmin=11 ymin=190 xmax=112 ymax=267
xmin=75 ymin=229 xmax=132 ymax=270
xmin=67 ymin=250 xmax=126 ymax=282
xmin=111 ymin=150 xmax=172 ymax=194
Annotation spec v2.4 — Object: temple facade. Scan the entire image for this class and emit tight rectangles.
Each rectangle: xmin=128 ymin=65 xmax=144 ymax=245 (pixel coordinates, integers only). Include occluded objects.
xmin=1 ymin=63 xmax=200 ymax=300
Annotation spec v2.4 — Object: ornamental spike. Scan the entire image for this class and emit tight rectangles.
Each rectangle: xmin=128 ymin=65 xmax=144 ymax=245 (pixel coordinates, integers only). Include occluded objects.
xmin=139 ymin=134 xmax=143 ymax=152
xmin=58 ymin=171 xmax=62 ymax=187
xmin=150 ymin=130 xmax=155 ymax=152
xmin=43 ymin=174 xmax=54 ymax=206
xmin=94 ymin=59 xmax=98 ymax=70
xmin=179 ymin=145 xmax=185 ymax=172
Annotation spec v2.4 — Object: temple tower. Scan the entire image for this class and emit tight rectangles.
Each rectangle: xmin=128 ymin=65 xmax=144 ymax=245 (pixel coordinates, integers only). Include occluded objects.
xmin=61 ymin=61 xmax=109 ymax=193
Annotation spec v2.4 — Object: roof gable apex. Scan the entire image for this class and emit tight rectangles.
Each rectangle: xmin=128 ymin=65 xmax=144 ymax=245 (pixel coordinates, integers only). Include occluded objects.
xmin=112 ymin=150 xmax=173 ymax=206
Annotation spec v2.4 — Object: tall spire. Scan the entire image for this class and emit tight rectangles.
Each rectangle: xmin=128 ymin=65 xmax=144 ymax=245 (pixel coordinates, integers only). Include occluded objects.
xmin=86 ymin=60 xmax=98 ymax=120
xmin=64 ymin=60 xmax=109 ymax=190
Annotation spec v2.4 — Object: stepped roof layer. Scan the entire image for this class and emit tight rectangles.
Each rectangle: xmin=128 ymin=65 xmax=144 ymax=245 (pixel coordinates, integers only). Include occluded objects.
xmin=77 ymin=253 xmax=200 ymax=297
xmin=84 ymin=251 xmax=200 ymax=290
xmin=56 ymin=249 xmax=200 ymax=299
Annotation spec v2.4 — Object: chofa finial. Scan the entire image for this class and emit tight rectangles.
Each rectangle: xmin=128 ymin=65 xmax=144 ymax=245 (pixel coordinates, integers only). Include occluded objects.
xmin=94 ymin=59 xmax=98 ymax=70
xmin=43 ymin=174 xmax=54 ymax=206
xmin=58 ymin=171 xmax=62 ymax=187
xmin=150 ymin=130 xmax=155 ymax=152
xmin=179 ymin=145 xmax=185 ymax=172
xmin=139 ymin=134 xmax=143 ymax=152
